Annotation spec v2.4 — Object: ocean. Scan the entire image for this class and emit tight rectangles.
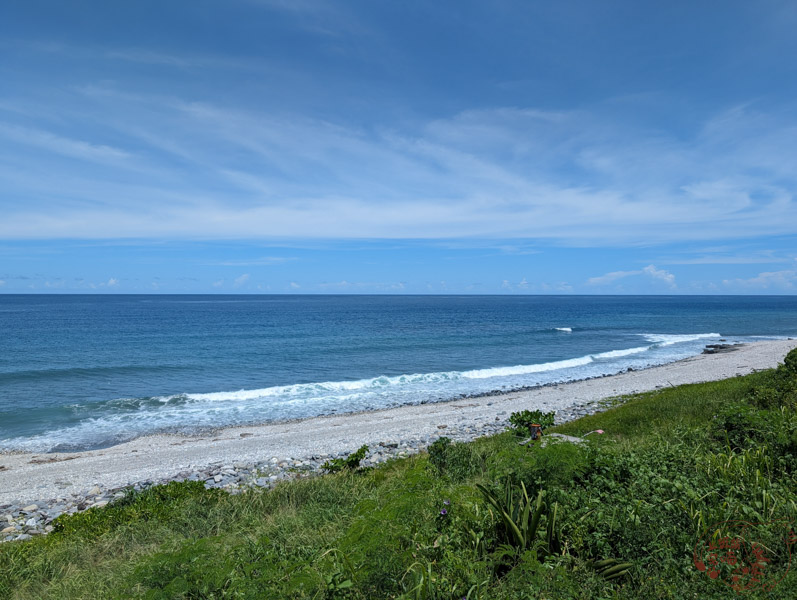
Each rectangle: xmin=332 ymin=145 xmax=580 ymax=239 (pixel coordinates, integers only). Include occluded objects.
xmin=1 ymin=294 xmax=795 ymax=453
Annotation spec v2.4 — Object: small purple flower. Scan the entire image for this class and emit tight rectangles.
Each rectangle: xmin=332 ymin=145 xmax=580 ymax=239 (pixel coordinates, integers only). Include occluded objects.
xmin=440 ymin=508 xmax=448 ymax=516
xmin=443 ymin=499 xmax=450 ymax=505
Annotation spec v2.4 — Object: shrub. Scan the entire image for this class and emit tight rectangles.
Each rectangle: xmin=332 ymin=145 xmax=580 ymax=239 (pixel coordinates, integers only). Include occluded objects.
xmin=712 ymin=402 xmax=797 ymax=465
xmin=427 ymin=436 xmax=452 ymax=474
xmin=783 ymin=347 xmax=797 ymax=374
xmin=322 ymin=445 xmax=369 ymax=473
xmin=747 ymin=348 xmax=797 ymax=410
xmin=508 ymin=410 xmax=555 ymax=437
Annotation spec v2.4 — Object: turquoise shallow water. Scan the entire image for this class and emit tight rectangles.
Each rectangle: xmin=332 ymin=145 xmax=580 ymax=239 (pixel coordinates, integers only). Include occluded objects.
xmin=1 ymin=294 xmax=795 ymax=452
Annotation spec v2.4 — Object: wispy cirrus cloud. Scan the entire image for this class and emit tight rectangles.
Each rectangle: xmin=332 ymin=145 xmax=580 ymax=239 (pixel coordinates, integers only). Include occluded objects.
xmin=658 ymin=255 xmax=794 ymax=265
xmin=0 ymin=123 xmax=131 ymax=163
xmin=105 ymin=49 xmax=196 ymax=68
xmin=1 ymin=88 xmax=796 ymax=245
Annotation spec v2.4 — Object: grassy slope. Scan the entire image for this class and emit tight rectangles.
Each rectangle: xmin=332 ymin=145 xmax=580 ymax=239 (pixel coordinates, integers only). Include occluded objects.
xmin=1 ymin=367 xmax=796 ymax=599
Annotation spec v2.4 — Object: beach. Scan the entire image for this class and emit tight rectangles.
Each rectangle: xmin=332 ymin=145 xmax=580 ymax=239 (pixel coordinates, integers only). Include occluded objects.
xmin=1 ymin=338 xmax=795 ymax=538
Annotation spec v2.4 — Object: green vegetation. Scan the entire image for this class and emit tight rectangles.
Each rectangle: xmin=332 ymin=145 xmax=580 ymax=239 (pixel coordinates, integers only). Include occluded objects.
xmin=3 ymin=351 xmax=797 ymax=599
xmin=507 ymin=410 xmax=556 ymax=437
xmin=321 ymin=445 xmax=370 ymax=474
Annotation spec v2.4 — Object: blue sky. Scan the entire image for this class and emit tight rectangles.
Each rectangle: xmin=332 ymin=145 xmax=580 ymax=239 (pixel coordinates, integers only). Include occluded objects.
xmin=1 ymin=0 xmax=796 ymax=294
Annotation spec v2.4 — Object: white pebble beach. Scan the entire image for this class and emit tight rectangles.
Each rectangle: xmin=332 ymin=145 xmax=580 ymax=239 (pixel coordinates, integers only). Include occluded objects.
xmin=1 ymin=338 xmax=795 ymax=508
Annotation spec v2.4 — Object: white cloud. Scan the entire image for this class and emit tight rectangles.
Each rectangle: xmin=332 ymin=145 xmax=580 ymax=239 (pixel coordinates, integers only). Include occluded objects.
xmin=588 ymin=265 xmax=676 ymax=288
xmin=212 ymin=279 xmax=224 ymax=288
xmin=233 ymin=273 xmax=250 ymax=287
xmin=587 ymin=270 xmax=640 ymax=286
xmin=2 ymin=96 xmax=797 ymax=244
xmin=641 ymin=265 xmax=676 ymax=287
xmin=539 ymin=281 xmax=574 ymax=293
xmin=0 ymin=123 xmax=130 ymax=163
xmin=317 ymin=280 xmax=406 ymax=291
xmin=107 ymin=278 xmax=119 ymax=287
xmin=106 ymin=49 xmax=196 ymax=68
xmin=248 ymin=0 xmax=372 ymax=38
xmin=289 ymin=281 xmax=301 ymax=289
xmin=210 ymin=256 xmax=296 ymax=266
xmin=501 ymin=277 xmax=530 ymax=291
xmin=658 ymin=255 xmax=792 ymax=265
xmin=318 ymin=280 xmax=350 ymax=289
xmin=0 ymin=279 xmax=5 ymax=286
xmin=723 ymin=270 xmax=797 ymax=290
xmin=499 ymin=277 xmax=571 ymax=293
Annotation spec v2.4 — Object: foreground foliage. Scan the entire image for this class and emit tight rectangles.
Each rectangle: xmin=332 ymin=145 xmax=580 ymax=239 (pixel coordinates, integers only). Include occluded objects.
xmin=3 ymin=350 xmax=797 ymax=599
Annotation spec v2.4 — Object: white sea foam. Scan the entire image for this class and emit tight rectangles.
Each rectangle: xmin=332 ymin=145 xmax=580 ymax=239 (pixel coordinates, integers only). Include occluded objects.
xmin=461 ymin=355 xmax=593 ymax=379
xmin=641 ymin=333 xmax=721 ymax=346
xmin=180 ymin=371 xmax=465 ymax=403
xmin=1 ymin=334 xmax=735 ymax=453
xmin=593 ymin=346 xmax=650 ymax=359
xmin=554 ymin=327 xmax=572 ymax=332
xmin=165 ymin=345 xmax=660 ymax=405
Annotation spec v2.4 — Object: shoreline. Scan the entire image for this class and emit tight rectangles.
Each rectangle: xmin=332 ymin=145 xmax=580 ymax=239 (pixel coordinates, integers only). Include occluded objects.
xmin=0 ymin=341 xmax=751 ymax=458
xmin=2 ymin=338 xmax=796 ymax=541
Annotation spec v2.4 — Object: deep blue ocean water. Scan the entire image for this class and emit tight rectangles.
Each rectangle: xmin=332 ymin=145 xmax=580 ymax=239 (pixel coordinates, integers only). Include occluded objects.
xmin=1 ymin=295 xmax=795 ymax=452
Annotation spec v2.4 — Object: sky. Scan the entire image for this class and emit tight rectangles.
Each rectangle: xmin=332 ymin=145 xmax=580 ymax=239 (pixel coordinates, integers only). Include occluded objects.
xmin=1 ymin=0 xmax=796 ymax=294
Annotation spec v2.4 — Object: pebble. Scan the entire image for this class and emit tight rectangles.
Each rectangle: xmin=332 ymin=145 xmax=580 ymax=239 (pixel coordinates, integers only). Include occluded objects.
xmin=0 ymin=397 xmax=618 ymax=544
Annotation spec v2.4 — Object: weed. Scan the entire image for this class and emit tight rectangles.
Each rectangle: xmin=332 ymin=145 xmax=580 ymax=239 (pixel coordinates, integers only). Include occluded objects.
xmin=427 ymin=437 xmax=480 ymax=480
xmin=3 ymin=364 xmax=797 ymax=599
xmin=322 ymin=445 xmax=370 ymax=473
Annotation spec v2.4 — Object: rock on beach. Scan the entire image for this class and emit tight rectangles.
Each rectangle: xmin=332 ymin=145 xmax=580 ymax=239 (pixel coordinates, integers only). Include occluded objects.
xmin=1 ymin=338 xmax=795 ymax=543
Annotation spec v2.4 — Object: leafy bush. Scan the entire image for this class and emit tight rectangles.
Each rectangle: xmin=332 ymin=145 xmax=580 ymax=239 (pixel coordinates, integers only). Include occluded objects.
xmin=508 ymin=409 xmax=555 ymax=437
xmin=322 ymin=445 xmax=369 ymax=473
xmin=523 ymin=440 xmax=589 ymax=488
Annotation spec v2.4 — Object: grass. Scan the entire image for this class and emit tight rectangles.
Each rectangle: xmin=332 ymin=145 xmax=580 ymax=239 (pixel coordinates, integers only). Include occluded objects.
xmin=2 ymin=355 xmax=796 ymax=599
